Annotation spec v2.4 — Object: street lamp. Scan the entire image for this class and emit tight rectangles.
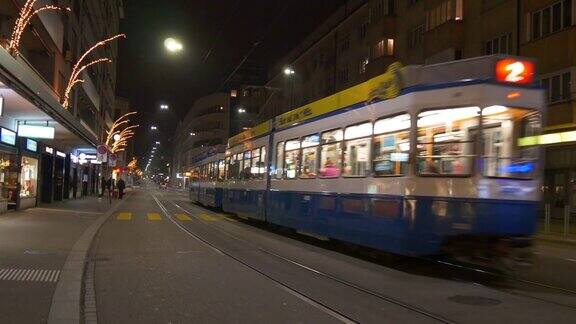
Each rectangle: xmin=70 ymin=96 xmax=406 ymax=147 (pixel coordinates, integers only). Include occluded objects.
xmin=283 ymin=67 xmax=295 ymax=75
xmin=190 ymin=132 xmax=196 ymax=136
xmin=238 ymin=107 xmax=246 ymax=113
xmin=284 ymin=66 xmax=296 ymax=109
xmin=160 ymin=104 xmax=169 ymax=110
xmin=155 ymin=141 xmax=161 ymax=145
xmin=164 ymin=37 xmax=183 ymax=53
xmin=150 ymin=125 xmax=158 ymax=131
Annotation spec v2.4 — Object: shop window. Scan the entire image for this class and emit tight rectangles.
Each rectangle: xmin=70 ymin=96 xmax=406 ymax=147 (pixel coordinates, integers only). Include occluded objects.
xmin=284 ymin=139 xmax=300 ymax=179
xmin=301 ymin=134 xmax=320 ymax=179
xmin=275 ymin=142 xmax=284 ymax=179
xmin=373 ymin=114 xmax=411 ymax=177
xmin=417 ymin=107 xmax=480 ymax=176
xmin=20 ymin=157 xmax=38 ymax=198
xmin=343 ymin=122 xmax=373 ymax=177
xmin=319 ymin=129 xmax=343 ymax=178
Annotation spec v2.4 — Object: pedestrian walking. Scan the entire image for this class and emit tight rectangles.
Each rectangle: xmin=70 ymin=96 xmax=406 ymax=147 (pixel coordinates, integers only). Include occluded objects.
xmin=117 ymin=178 xmax=126 ymax=199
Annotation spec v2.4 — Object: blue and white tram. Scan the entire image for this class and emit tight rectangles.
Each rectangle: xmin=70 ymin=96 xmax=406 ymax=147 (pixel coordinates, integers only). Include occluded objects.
xmin=189 ymin=152 xmax=226 ymax=208
xmin=222 ymin=125 xmax=270 ymax=220
xmin=216 ymin=55 xmax=545 ymax=258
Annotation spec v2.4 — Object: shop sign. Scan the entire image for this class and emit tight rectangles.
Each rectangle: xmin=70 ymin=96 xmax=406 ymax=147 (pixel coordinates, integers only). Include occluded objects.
xmin=26 ymin=139 xmax=37 ymax=152
xmin=17 ymin=125 xmax=55 ymax=139
xmin=0 ymin=128 xmax=16 ymax=145
xmin=56 ymin=151 xmax=66 ymax=158
xmin=45 ymin=147 xmax=54 ymax=154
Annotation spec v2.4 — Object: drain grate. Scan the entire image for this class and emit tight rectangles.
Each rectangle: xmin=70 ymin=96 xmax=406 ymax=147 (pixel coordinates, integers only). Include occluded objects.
xmin=448 ymin=295 xmax=501 ymax=306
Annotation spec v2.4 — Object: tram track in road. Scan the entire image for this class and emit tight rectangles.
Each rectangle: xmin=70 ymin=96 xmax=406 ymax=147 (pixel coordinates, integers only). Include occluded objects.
xmin=153 ymin=193 xmax=455 ymax=324
xmin=425 ymin=258 xmax=576 ymax=310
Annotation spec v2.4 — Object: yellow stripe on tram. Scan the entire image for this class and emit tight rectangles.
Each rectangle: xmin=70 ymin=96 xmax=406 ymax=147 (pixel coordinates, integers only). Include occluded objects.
xmin=117 ymin=212 xmax=132 ymax=221
xmin=147 ymin=213 xmax=162 ymax=221
xmin=175 ymin=213 xmax=192 ymax=221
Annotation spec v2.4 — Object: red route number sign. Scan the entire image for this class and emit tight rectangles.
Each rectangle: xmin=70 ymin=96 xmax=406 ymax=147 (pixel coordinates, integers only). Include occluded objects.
xmin=495 ymin=59 xmax=535 ymax=85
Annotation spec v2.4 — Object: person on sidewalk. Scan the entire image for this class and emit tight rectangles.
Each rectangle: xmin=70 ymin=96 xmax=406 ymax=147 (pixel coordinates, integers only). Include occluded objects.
xmin=117 ymin=178 xmax=126 ymax=199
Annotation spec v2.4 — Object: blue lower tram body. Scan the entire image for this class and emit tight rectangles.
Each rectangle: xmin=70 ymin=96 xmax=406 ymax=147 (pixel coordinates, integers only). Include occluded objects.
xmin=215 ymin=189 xmax=538 ymax=256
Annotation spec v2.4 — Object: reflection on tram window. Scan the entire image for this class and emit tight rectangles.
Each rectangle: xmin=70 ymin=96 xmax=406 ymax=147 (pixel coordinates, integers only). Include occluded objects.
xmin=373 ymin=114 xmax=411 ymax=176
xmin=319 ymin=129 xmax=343 ymax=178
xmin=417 ymin=107 xmax=480 ymax=176
xmin=301 ymin=134 xmax=320 ymax=179
xmin=250 ymin=147 xmax=267 ymax=179
xmin=482 ymin=106 xmax=540 ymax=179
xmin=275 ymin=142 xmax=284 ymax=179
xmin=284 ymin=139 xmax=300 ymax=179
xmin=260 ymin=147 xmax=267 ymax=177
xmin=343 ymin=122 xmax=372 ymax=177
xmin=240 ymin=151 xmax=252 ymax=179
xmin=225 ymin=157 xmax=234 ymax=180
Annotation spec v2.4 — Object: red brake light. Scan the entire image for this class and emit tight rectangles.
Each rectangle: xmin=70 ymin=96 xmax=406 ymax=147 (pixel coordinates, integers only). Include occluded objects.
xmin=495 ymin=59 xmax=535 ymax=85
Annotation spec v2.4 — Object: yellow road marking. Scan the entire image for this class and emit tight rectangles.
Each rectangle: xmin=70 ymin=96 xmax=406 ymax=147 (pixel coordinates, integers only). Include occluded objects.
xmin=147 ymin=213 xmax=162 ymax=221
xmin=199 ymin=213 xmax=217 ymax=222
xmin=117 ymin=212 xmax=132 ymax=220
xmin=175 ymin=213 xmax=192 ymax=221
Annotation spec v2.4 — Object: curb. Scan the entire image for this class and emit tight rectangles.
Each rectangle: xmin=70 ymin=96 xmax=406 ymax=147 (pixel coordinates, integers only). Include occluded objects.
xmin=535 ymin=235 xmax=576 ymax=247
xmin=47 ymin=195 xmax=129 ymax=324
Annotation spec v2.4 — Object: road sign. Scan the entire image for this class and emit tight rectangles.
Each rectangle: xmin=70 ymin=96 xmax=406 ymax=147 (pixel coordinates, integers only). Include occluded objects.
xmin=97 ymin=145 xmax=108 ymax=163
xmin=109 ymin=153 xmax=118 ymax=167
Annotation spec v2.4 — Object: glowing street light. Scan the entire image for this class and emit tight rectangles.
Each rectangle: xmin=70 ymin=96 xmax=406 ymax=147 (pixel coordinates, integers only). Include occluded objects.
xmin=160 ymin=104 xmax=169 ymax=110
xmin=164 ymin=37 xmax=183 ymax=53
xmin=283 ymin=67 xmax=295 ymax=75
xmin=150 ymin=126 xmax=158 ymax=131
xmin=238 ymin=107 xmax=246 ymax=113
xmin=190 ymin=132 xmax=196 ymax=136
xmin=155 ymin=141 xmax=161 ymax=145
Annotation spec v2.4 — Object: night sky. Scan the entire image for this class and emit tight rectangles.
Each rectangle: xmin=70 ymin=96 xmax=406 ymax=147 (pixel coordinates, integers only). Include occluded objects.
xmin=117 ymin=0 xmax=347 ymax=159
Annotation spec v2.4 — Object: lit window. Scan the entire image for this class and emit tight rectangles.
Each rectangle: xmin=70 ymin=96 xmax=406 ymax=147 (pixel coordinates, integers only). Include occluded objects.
xmin=319 ymin=129 xmax=343 ymax=178
xmin=301 ymin=134 xmax=320 ymax=179
xmin=284 ymin=139 xmax=300 ymax=179
xmin=373 ymin=114 xmax=411 ymax=177
xmin=417 ymin=107 xmax=480 ymax=176
xmin=275 ymin=142 xmax=284 ymax=179
xmin=343 ymin=122 xmax=373 ymax=177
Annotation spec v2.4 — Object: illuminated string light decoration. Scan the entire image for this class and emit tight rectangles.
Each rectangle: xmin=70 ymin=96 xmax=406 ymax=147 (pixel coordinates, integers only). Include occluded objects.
xmin=62 ymin=34 xmax=126 ymax=109
xmin=127 ymin=157 xmax=138 ymax=171
xmin=8 ymin=0 xmax=70 ymax=55
xmin=105 ymin=112 xmax=139 ymax=154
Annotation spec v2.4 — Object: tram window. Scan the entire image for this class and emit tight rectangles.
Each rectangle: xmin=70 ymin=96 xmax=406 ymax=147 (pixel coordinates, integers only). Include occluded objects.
xmin=373 ymin=114 xmax=411 ymax=177
xmin=319 ymin=129 xmax=343 ymax=178
xmin=240 ymin=151 xmax=252 ymax=179
xmin=301 ymin=134 xmax=320 ymax=179
xmin=260 ymin=146 xmax=267 ymax=178
xmin=251 ymin=148 xmax=261 ymax=179
xmin=284 ymin=139 xmax=300 ymax=179
xmin=483 ymin=106 xmax=540 ymax=179
xmin=275 ymin=142 xmax=284 ymax=179
xmin=343 ymin=122 xmax=373 ymax=177
xmin=225 ymin=157 xmax=234 ymax=180
xmin=218 ymin=160 xmax=226 ymax=181
xmin=417 ymin=107 xmax=480 ymax=176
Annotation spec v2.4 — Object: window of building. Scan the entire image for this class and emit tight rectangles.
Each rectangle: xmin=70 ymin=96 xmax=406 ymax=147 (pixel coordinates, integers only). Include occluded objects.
xmin=343 ymin=122 xmax=373 ymax=177
xmin=373 ymin=39 xmax=394 ymax=58
xmin=426 ymin=0 xmax=464 ymax=30
xmin=541 ymin=70 xmax=572 ymax=103
xmin=359 ymin=57 xmax=369 ymax=75
xmin=275 ymin=142 xmax=284 ymax=179
xmin=408 ymin=24 xmax=424 ymax=48
xmin=485 ymin=32 xmax=513 ymax=55
xmin=417 ymin=107 xmax=480 ymax=176
xmin=530 ymin=0 xmax=573 ymax=40
xmin=319 ymin=129 xmax=343 ymax=178
xmin=373 ymin=114 xmax=411 ymax=177
xmin=301 ymin=134 xmax=320 ymax=179
xmin=358 ymin=21 xmax=368 ymax=40
xmin=284 ymin=139 xmax=300 ymax=179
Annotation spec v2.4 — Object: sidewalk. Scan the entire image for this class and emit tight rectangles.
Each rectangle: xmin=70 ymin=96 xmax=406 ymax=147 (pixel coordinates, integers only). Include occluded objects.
xmin=0 ymin=194 xmax=122 ymax=324
xmin=536 ymin=218 xmax=576 ymax=246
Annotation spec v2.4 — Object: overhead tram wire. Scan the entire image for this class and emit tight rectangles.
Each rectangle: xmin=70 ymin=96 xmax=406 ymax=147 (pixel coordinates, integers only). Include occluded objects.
xmin=202 ymin=0 xmax=242 ymax=64
xmin=216 ymin=2 xmax=289 ymax=92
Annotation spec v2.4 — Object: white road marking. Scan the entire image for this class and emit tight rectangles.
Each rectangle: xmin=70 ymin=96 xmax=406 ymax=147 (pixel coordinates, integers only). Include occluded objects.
xmin=0 ymin=268 xmax=60 ymax=282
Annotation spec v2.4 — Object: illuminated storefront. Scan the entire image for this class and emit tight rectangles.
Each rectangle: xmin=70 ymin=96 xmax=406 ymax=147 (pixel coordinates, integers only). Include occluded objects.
xmin=19 ymin=139 xmax=39 ymax=209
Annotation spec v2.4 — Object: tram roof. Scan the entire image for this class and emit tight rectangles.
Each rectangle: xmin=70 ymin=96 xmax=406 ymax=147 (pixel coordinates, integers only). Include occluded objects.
xmin=228 ymin=55 xmax=537 ymax=148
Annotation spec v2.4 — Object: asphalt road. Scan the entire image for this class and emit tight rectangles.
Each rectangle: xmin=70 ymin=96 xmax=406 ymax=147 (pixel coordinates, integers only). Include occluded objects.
xmin=90 ymin=188 xmax=576 ymax=323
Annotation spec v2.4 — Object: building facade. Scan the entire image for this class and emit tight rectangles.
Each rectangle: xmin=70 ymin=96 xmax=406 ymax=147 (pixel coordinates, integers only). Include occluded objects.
xmin=172 ymin=93 xmax=230 ymax=184
xmin=0 ymin=0 xmax=123 ymax=211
